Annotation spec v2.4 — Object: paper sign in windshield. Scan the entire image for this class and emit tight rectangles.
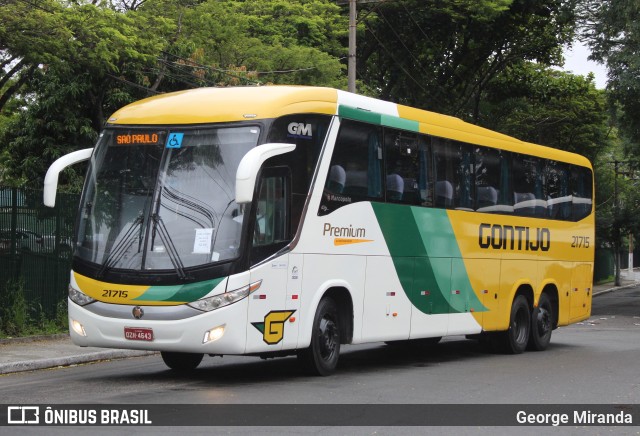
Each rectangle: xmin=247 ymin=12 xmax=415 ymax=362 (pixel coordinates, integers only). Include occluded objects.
xmin=193 ymin=228 xmax=213 ymax=254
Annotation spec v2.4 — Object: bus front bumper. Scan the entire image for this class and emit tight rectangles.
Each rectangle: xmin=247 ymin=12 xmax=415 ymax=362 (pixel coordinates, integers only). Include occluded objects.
xmin=68 ymin=298 xmax=249 ymax=355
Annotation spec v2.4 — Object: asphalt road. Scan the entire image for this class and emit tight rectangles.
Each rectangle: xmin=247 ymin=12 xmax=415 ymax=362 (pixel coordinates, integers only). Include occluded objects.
xmin=1 ymin=287 xmax=639 ymax=433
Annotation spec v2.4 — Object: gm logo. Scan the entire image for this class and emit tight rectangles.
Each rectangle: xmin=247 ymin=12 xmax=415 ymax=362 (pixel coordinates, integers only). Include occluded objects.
xmin=7 ymin=406 xmax=40 ymax=424
xmin=287 ymin=122 xmax=312 ymax=139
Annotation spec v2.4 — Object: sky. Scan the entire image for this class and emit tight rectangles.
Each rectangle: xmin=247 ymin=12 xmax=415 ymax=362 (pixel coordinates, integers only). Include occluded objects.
xmin=562 ymin=41 xmax=608 ymax=89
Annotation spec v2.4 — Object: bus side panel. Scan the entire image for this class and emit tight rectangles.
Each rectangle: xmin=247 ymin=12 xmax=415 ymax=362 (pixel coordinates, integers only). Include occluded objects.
xmin=297 ymin=254 xmax=366 ymax=347
xmin=498 ymin=259 xmax=538 ymax=330
xmin=245 ymin=254 xmax=290 ymax=354
xmin=570 ymin=262 xmax=593 ymax=323
xmin=282 ymin=252 xmax=304 ymax=350
xmin=409 ymin=257 xmax=450 ymax=338
xmin=361 ymin=255 xmax=412 ymax=342
xmin=537 ymin=260 xmax=573 ymax=326
xmin=464 ymin=258 xmax=502 ymax=331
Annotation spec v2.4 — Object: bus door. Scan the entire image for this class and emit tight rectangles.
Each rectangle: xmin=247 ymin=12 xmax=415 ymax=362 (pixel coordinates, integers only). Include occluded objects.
xmin=246 ymin=171 xmax=292 ymax=353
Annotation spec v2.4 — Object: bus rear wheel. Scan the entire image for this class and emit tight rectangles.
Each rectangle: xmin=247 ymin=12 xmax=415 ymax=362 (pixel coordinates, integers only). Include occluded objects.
xmin=495 ymin=295 xmax=530 ymax=354
xmin=527 ymin=293 xmax=553 ymax=351
xmin=297 ymin=297 xmax=341 ymax=376
xmin=161 ymin=351 xmax=203 ymax=371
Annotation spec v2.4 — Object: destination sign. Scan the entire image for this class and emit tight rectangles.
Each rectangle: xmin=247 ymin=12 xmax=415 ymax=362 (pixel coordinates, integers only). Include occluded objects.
xmin=115 ymin=132 xmax=163 ymax=145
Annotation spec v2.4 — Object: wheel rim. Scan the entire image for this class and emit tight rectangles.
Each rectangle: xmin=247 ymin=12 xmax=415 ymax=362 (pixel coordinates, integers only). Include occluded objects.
xmin=318 ymin=315 xmax=338 ymax=361
xmin=536 ymin=305 xmax=552 ymax=337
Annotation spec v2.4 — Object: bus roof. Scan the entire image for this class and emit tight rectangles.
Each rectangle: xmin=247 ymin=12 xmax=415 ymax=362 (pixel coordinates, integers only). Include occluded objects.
xmin=108 ymin=86 xmax=591 ymax=169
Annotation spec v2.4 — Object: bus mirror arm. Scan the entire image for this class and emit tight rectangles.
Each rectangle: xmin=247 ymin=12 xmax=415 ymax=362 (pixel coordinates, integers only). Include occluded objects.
xmin=43 ymin=148 xmax=94 ymax=207
xmin=235 ymin=143 xmax=296 ymax=204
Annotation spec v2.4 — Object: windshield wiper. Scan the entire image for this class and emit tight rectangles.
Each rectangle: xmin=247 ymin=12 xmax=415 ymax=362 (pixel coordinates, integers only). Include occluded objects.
xmin=97 ymin=215 xmax=143 ymax=278
xmin=150 ymin=213 xmax=187 ymax=280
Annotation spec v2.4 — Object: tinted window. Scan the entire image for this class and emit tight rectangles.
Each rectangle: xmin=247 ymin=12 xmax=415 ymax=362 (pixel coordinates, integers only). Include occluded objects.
xmin=571 ymin=166 xmax=593 ymax=221
xmin=433 ymin=138 xmax=474 ymax=210
xmin=319 ymin=120 xmax=382 ymax=215
xmin=513 ymin=154 xmax=546 ymax=218
xmin=475 ymin=147 xmax=512 ymax=213
xmin=384 ymin=129 xmax=420 ymax=204
xmin=545 ymin=161 xmax=571 ymax=220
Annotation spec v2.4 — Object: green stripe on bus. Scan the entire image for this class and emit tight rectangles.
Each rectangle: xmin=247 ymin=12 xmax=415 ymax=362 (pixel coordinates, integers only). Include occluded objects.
xmin=133 ymin=277 xmax=225 ymax=302
xmin=338 ymin=105 xmax=419 ymax=132
xmin=371 ymin=203 xmax=486 ymax=315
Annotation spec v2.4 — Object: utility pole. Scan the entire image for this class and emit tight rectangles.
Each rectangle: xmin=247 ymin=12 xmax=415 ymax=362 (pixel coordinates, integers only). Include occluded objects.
xmin=338 ymin=0 xmax=385 ymax=93
xmin=348 ymin=0 xmax=356 ymax=93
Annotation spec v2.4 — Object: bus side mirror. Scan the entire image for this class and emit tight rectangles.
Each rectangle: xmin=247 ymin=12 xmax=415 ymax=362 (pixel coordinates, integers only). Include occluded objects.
xmin=235 ymin=143 xmax=296 ymax=204
xmin=43 ymin=148 xmax=94 ymax=207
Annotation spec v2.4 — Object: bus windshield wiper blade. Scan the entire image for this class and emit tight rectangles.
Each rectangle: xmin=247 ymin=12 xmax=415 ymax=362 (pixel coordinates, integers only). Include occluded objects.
xmin=97 ymin=215 xmax=143 ymax=278
xmin=151 ymin=213 xmax=187 ymax=280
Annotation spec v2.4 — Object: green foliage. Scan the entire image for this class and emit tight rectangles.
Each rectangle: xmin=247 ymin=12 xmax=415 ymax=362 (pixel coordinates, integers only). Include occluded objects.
xmin=0 ymin=280 xmax=68 ymax=338
xmin=0 ymin=280 xmax=28 ymax=336
xmin=357 ymin=0 xmax=576 ymax=119
xmin=583 ymin=0 xmax=640 ymax=155
xmin=480 ymin=63 xmax=610 ymax=162
xmin=0 ymin=0 xmax=347 ymax=190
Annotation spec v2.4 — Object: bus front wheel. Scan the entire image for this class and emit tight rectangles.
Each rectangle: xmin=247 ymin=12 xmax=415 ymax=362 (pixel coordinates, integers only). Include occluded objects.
xmin=495 ymin=295 xmax=530 ymax=354
xmin=297 ymin=297 xmax=341 ymax=376
xmin=161 ymin=351 xmax=203 ymax=371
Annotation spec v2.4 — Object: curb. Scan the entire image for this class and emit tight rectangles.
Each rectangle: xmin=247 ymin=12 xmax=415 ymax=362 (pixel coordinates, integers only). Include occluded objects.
xmin=592 ymin=281 xmax=639 ymax=297
xmin=0 ymin=349 xmax=157 ymax=375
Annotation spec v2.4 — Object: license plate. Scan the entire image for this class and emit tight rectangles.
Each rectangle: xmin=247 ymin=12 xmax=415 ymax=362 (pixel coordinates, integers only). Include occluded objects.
xmin=124 ymin=327 xmax=153 ymax=341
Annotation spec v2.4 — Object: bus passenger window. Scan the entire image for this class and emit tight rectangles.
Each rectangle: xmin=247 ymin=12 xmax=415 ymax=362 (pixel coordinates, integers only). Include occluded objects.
xmin=571 ymin=166 xmax=593 ymax=221
xmin=513 ymin=155 xmax=546 ymax=218
xmin=475 ymin=146 xmax=511 ymax=213
xmin=433 ymin=138 xmax=473 ymax=210
xmin=384 ymin=129 xmax=420 ymax=204
xmin=319 ymin=120 xmax=382 ymax=215
xmin=545 ymin=161 xmax=571 ymax=220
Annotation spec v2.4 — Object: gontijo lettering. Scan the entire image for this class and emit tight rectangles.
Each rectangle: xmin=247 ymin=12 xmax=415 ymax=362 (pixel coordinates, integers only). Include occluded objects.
xmin=479 ymin=223 xmax=551 ymax=252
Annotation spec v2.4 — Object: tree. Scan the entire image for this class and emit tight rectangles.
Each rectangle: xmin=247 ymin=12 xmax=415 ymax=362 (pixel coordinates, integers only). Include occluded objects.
xmin=581 ymin=0 xmax=640 ymax=156
xmin=480 ymin=63 xmax=610 ymax=163
xmin=356 ymin=0 xmax=577 ymax=121
xmin=0 ymin=0 xmax=347 ymax=189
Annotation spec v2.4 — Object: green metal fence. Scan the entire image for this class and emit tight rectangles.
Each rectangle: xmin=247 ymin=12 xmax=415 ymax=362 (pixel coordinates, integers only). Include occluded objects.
xmin=0 ymin=187 xmax=79 ymax=316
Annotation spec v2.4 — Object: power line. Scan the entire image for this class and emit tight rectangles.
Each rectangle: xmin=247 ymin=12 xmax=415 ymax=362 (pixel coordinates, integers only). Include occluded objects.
xmin=363 ymin=21 xmax=430 ymax=97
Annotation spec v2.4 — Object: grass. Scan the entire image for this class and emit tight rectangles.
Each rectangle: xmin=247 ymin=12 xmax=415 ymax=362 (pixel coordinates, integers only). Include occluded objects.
xmin=0 ymin=279 xmax=68 ymax=338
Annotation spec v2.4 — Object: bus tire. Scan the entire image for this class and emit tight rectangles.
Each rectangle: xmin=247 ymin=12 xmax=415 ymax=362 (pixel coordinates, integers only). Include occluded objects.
xmin=297 ymin=297 xmax=341 ymax=376
xmin=527 ymin=293 xmax=553 ymax=351
xmin=495 ymin=295 xmax=530 ymax=354
xmin=161 ymin=351 xmax=203 ymax=371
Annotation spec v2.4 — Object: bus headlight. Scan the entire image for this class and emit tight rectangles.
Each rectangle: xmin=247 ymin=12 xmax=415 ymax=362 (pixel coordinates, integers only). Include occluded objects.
xmin=69 ymin=285 xmax=96 ymax=306
xmin=188 ymin=280 xmax=261 ymax=312
xmin=203 ymin=325 xmax=225 ymax=343
xmin=71 ymin=319 xmax=87 ymax=337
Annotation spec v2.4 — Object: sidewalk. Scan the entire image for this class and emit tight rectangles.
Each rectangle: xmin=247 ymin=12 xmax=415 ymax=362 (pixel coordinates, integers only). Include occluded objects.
xmin=0 ymin=277 xmax=638 ymax=376
xmin=0 ymin=334 xmax=155 ymax=375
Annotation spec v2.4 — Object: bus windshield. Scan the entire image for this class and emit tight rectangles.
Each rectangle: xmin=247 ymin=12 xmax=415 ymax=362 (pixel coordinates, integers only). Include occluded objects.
xmin=76 ymin=125 xmax=260 ymax=274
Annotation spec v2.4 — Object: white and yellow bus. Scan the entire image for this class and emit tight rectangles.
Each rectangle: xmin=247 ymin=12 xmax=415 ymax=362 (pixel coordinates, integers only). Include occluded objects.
xmin=44 ymin=86 xmax=594 ymax=375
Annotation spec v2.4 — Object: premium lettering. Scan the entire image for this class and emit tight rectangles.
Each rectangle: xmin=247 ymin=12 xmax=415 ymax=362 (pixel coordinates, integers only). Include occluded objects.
xmin=323 ymin=223 xmax=366 ymax=238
